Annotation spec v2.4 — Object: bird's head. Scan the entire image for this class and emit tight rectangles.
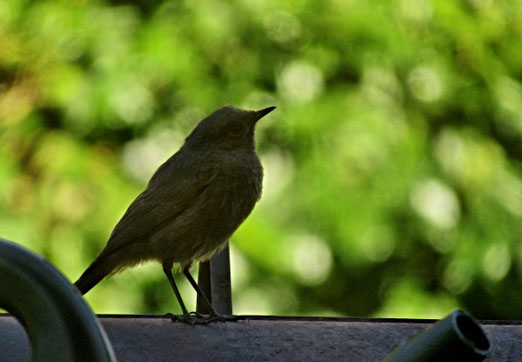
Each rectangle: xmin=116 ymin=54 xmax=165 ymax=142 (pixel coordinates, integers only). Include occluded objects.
xmin=184 ymin=106 xmax=276 ymax=151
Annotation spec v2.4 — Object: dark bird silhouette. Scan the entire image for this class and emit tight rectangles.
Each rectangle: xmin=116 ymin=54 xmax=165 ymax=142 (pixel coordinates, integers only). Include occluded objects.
xmin=74 ymin=105 xmax=275 ymax=323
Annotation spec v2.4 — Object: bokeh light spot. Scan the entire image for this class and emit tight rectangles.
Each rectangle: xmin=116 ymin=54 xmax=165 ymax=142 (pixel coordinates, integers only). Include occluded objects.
xmin=360 ymin=226 xmax=395 ymax=262
xmin=399 ymin=0 xmax=433 ymax=23
xmin=277 ymin=61 xmax=324 ymax=103
xmin=410 ymin=179 xmax=460 ymax=229
xmin=230 ymin=244 xmax=250 ymax=289
xmin=264 ymin=11 xmax=302 ymax=45
xmin=122 ymin=128 xmax=183 ymax=182
xmin=260 ymin=150 xmax=295 ymax=201
xmin=290 ymin=233 xmax=332 ymax=285
xmin=482 ymin=242 xmax=511 ymax=281
xmin=443 ymin=260 xmax=473 ymax=294
xmin=408 ymin=65 xmax=443 ymax=102
xmin=110 ymin=79 xmax=153 ymax=124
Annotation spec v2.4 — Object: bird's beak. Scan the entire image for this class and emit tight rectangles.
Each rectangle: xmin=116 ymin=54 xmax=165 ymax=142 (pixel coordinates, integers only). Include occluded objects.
xmin=255 ymin=106 xmax=276 ymax=121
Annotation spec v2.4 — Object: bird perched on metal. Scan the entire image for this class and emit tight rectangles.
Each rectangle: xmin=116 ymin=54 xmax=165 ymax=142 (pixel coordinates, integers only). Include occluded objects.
xmin=74 ymin=105 xmax=275 ymax=324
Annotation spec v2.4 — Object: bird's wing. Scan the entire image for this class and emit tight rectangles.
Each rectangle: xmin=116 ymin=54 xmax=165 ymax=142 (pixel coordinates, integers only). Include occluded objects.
xmin=99 ymin=152 xmax=216 ymax=257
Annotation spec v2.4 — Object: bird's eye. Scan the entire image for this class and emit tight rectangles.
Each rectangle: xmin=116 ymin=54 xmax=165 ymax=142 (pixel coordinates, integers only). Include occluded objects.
xmin=228 ymin=122 xmax=244 ymax=137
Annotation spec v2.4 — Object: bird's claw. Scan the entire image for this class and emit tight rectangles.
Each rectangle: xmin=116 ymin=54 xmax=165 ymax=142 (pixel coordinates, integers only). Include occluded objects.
xmin=165 ymin=312 xmax=209 ymax=325
xmin=206 ymin=312 xmax=240 ymax=322
xmin=164 ymin=312 xmax=238 ymax=325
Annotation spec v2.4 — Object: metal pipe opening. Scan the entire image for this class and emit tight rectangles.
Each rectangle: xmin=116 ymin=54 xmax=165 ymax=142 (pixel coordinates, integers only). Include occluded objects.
xmin=455 ymin=313 xmax=490 ymax=353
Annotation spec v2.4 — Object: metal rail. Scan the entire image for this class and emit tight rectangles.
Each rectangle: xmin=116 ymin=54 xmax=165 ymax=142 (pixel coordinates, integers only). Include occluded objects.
xmin=3 ymin=315 xmax=517 ymax=361
xmin=197 ymin=242 xmax=232 ymax=315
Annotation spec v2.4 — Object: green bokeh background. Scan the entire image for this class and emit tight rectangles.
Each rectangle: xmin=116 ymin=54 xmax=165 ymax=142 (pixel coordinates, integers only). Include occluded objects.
xmin=1 ymin=0 xmax=520 ymax=319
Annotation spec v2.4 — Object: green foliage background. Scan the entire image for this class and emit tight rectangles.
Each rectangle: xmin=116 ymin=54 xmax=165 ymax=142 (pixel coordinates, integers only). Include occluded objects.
xmin=1 ymin=0 xmax=520 ymax=319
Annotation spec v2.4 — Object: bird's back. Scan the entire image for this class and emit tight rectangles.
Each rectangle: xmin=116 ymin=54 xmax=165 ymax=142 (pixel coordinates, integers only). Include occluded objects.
xmin=96 ymin=146 xmax=262 ymax=268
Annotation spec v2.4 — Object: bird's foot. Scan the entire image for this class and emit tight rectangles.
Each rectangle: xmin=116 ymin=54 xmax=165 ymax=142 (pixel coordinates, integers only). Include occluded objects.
xmin=205 ymin=312 xmax=239 ymax=322
xmin=164 ymin=312 xmax=210 ymax=325
xmin=164 ymin=312 xmax=238 ymax=325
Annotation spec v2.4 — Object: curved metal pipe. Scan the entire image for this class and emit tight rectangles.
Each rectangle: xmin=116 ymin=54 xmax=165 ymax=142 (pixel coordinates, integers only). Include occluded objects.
xmin=0 ymin=238 xmax=116 ymax=361
xmin=384 ymin=309 xmax=490 ymax=361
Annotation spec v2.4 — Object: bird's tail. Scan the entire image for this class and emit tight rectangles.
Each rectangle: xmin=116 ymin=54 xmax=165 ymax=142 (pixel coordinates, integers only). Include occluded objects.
xmin=74 ymin=257 xmax=115 ymax=295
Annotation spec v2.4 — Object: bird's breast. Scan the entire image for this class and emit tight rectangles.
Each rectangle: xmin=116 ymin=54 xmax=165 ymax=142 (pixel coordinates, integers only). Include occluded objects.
xmin=209 ymin=152 xmax=263 ymax=227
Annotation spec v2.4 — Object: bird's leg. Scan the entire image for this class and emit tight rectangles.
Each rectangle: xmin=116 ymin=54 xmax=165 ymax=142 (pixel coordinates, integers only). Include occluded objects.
xmin=183 ymin=268 xmax=238 ymax=322
xmin=163 ymin=264 xmax=209 ymax=325
xmin=182 ymin=268 xmax=214 ymax=315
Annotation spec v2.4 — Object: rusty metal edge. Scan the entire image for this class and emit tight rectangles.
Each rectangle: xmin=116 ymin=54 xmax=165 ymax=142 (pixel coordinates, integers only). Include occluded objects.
xmin=3 ymin=313 xmax=517 ymax=325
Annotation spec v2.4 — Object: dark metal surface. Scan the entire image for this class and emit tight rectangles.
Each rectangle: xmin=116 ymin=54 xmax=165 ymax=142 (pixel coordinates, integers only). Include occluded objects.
xmin=2 ymin=315 xmax=520 ymax=361
xmin=210 ymin=243 xmax=233 ymax=315
xmin=196 ymin=241 xmax=232 ymax=315
xmin=196 ymin=261 xmax=212 ymax=314
xmin=385 ymin=310 xmax=490 ymax=361
xmin=0 ymin=238 xmax=116 ymax=361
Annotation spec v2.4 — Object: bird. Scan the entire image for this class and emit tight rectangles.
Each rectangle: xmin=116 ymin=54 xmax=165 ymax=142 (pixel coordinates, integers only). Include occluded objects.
xmin=74 ymin=105 xmax=275 ymax=323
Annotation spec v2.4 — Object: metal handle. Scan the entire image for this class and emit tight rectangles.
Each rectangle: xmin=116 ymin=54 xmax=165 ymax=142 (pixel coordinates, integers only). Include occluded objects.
xmin=197 ymin=242 xmax=233 ymax=315
xmin=384 ymin=309 xmax=490 ymax=361
xmin=0 ymin=238 xmax=116 ymax=361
